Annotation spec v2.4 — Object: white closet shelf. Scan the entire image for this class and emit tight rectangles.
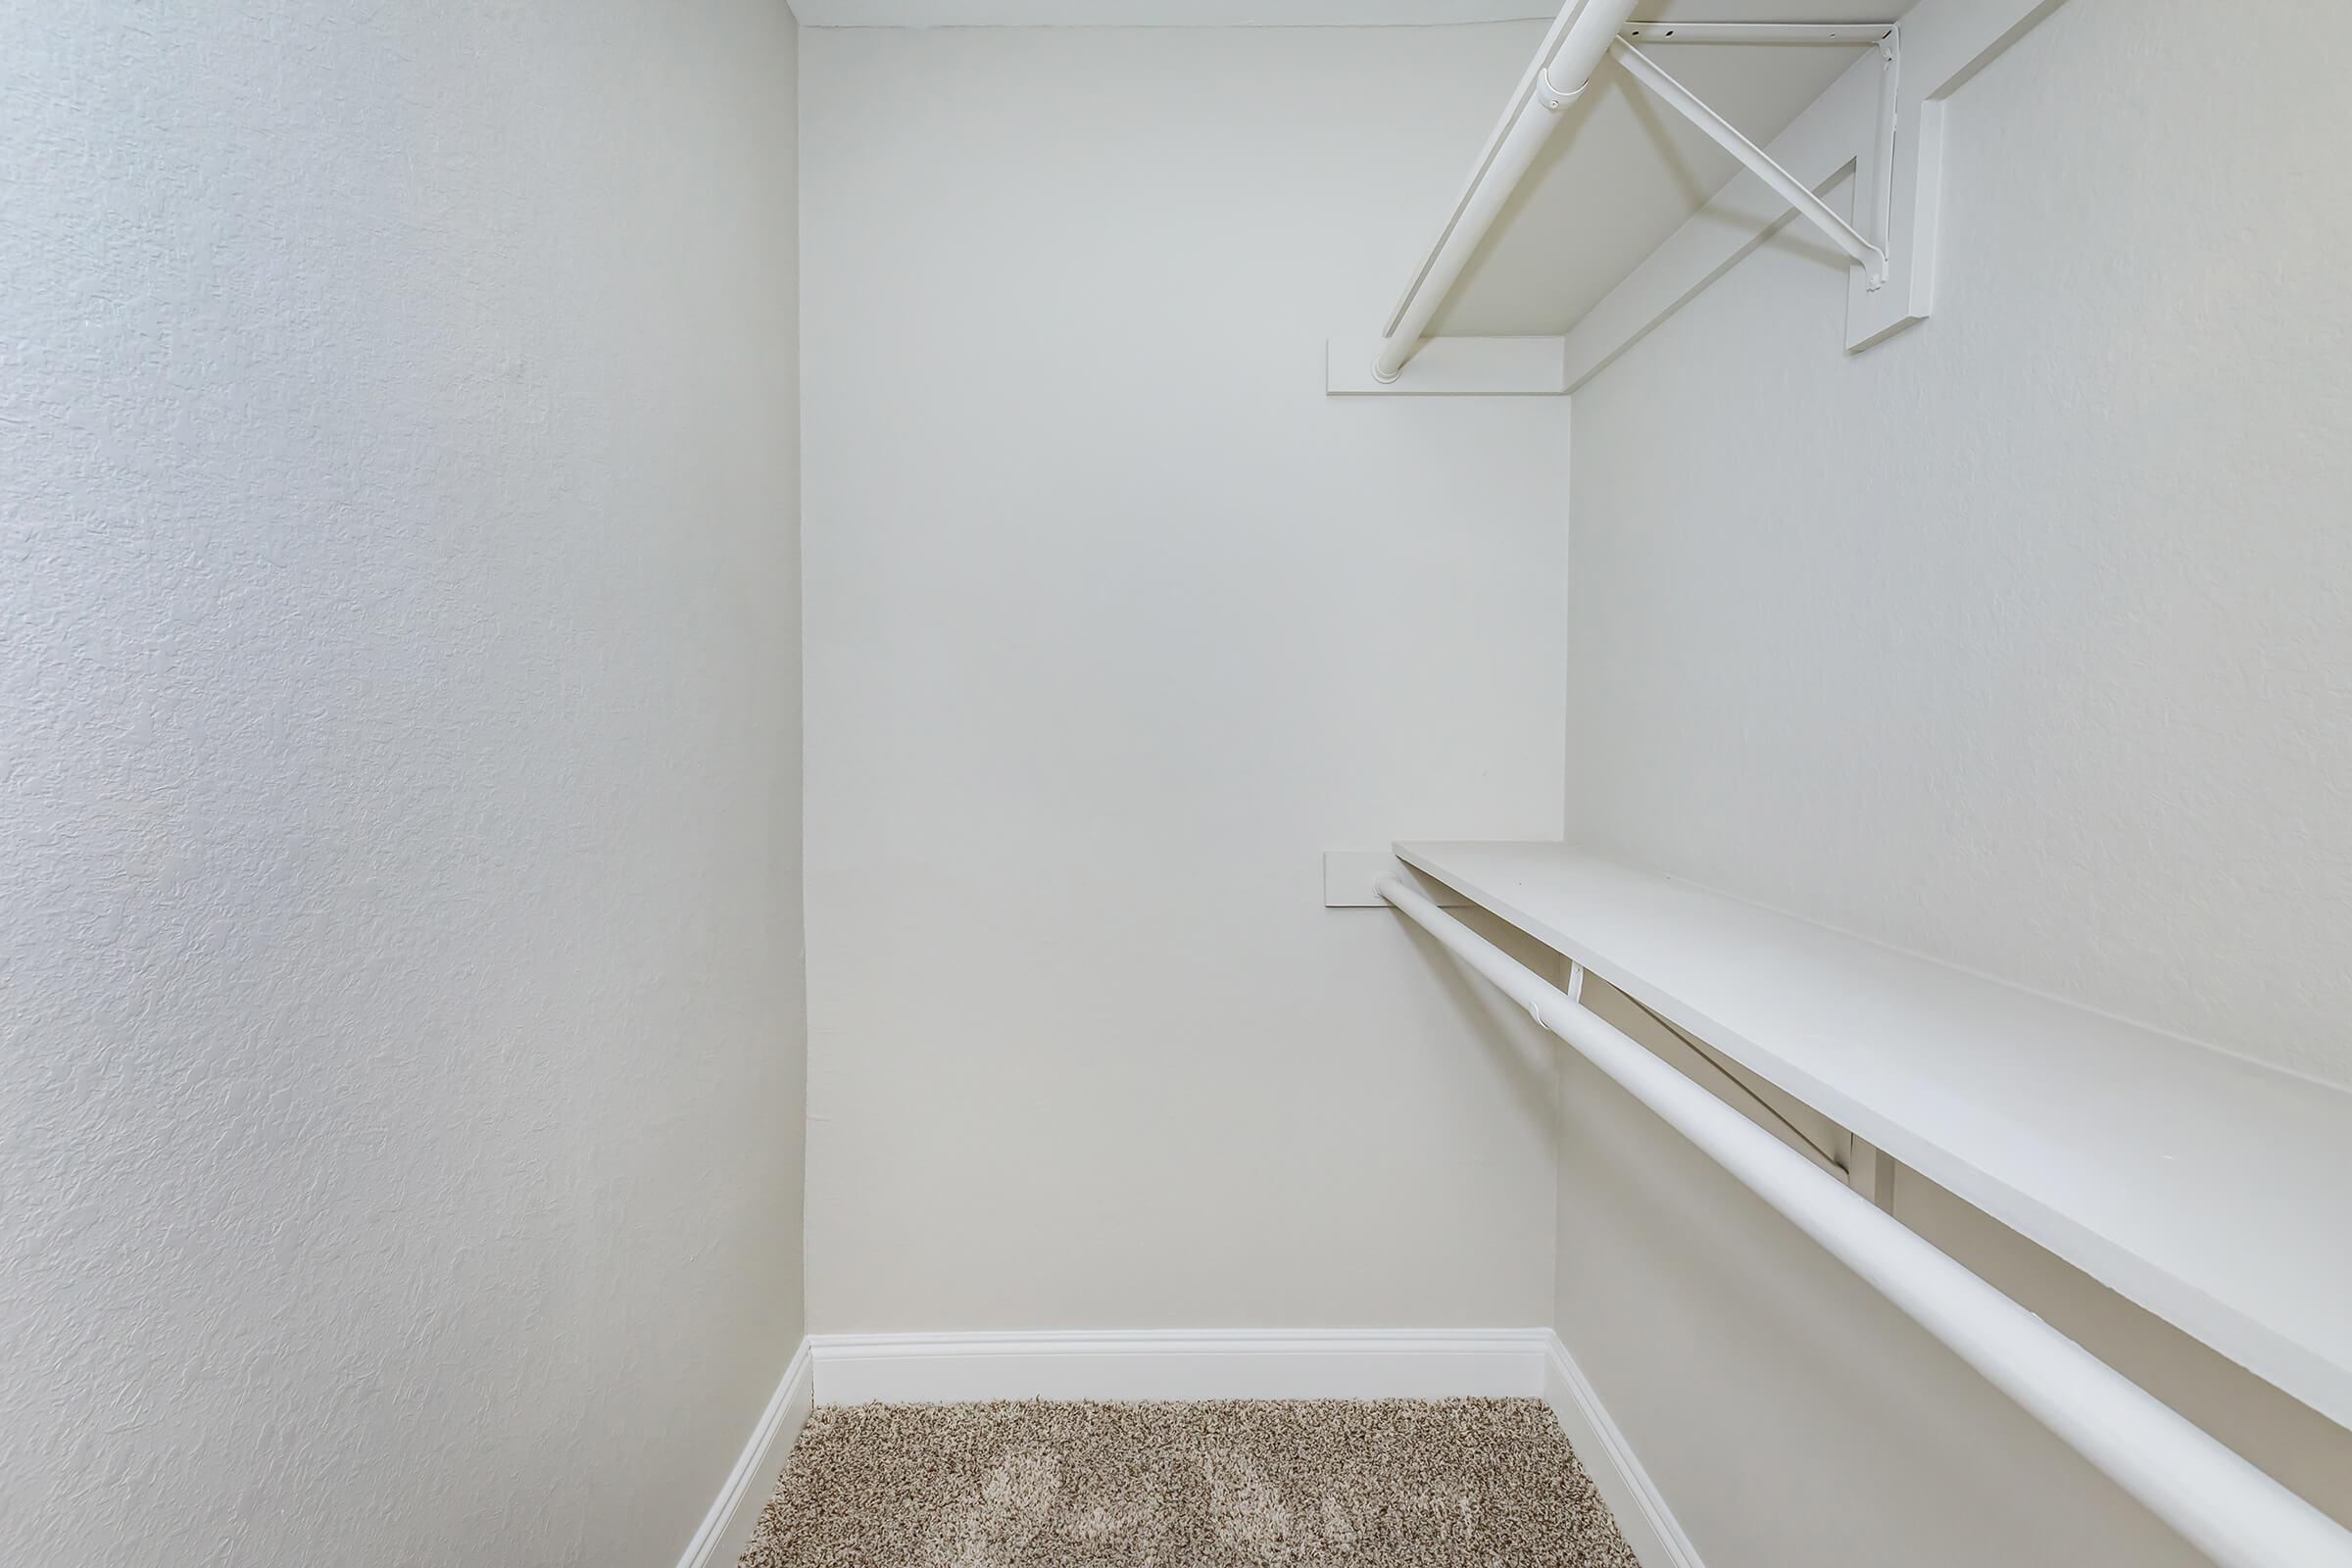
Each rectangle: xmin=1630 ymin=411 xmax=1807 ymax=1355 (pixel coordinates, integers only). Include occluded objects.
xmin=1394 ymin=839 xmax=2352 ymax=1432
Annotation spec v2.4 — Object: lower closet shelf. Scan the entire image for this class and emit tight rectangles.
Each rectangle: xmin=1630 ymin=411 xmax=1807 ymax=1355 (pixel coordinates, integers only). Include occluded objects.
xmin=1394 ymin=839 xmax=2352 ymax=1435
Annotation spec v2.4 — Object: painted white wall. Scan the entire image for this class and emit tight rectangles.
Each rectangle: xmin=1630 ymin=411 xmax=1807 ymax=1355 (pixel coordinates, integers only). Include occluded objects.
xmin=1555 ymin=0 xmax=2352 ymax=1561
xmin=801 ymin=23 xmax=1570 ymax=1333
xmin=1565 ymin=0 xmax=2352 ymax=1091
xmin=0 ymin=4 xmax=806 ymax=1566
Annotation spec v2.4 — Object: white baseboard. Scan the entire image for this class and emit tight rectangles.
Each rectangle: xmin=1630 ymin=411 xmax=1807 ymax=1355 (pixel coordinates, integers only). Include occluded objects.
xmin=1544 ymin=1331 xmax=1706 ymax=1568
xmin=674 ymin=1338 xmax=815 ymax=1568
xmin=808 ymin=1328 xmax=1550 ymax=1405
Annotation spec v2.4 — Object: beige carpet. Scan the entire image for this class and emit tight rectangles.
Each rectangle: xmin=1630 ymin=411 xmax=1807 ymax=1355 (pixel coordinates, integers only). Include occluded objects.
xmin=739 ymin=1397 xmax=1641 ymax=1567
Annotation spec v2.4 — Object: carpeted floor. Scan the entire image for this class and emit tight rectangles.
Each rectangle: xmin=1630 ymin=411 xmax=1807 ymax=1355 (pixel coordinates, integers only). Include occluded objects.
xmin=738 ymin=1397 xmax=1642 ymax=1567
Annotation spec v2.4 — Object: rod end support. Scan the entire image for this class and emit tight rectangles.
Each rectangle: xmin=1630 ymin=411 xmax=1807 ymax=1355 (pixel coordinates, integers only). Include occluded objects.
xmin=1534 ymin=66 xmax=1585 ymax=113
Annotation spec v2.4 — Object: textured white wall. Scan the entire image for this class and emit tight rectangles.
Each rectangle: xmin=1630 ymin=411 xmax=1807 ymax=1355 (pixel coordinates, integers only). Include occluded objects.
xmin=801 ymin=24 xmax=1569 ymax=1333
xmin=1555 ymin=0 xmax=2352 ymax=1561
xmin=0 ymin=4 xmax=806 ymax=1566
xmin=1566 ymin=0 xmax=2352 ymax=1089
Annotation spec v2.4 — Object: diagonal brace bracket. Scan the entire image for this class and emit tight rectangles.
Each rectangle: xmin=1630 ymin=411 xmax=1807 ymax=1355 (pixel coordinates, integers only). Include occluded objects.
xmin=1610 ymin=35 xmax=1890 ymax=290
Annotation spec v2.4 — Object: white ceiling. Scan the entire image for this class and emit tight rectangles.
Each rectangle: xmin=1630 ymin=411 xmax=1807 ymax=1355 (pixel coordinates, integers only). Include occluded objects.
xmin=795 ymin=0 xmax=1890 ymax=27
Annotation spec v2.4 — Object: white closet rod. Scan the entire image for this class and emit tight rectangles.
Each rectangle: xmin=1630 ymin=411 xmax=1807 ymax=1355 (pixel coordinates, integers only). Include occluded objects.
xmin=1374 ymin=874 xmax=2352 ymax=1568
xmin=1373 ymin=0 xmax=1644 ymax=383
